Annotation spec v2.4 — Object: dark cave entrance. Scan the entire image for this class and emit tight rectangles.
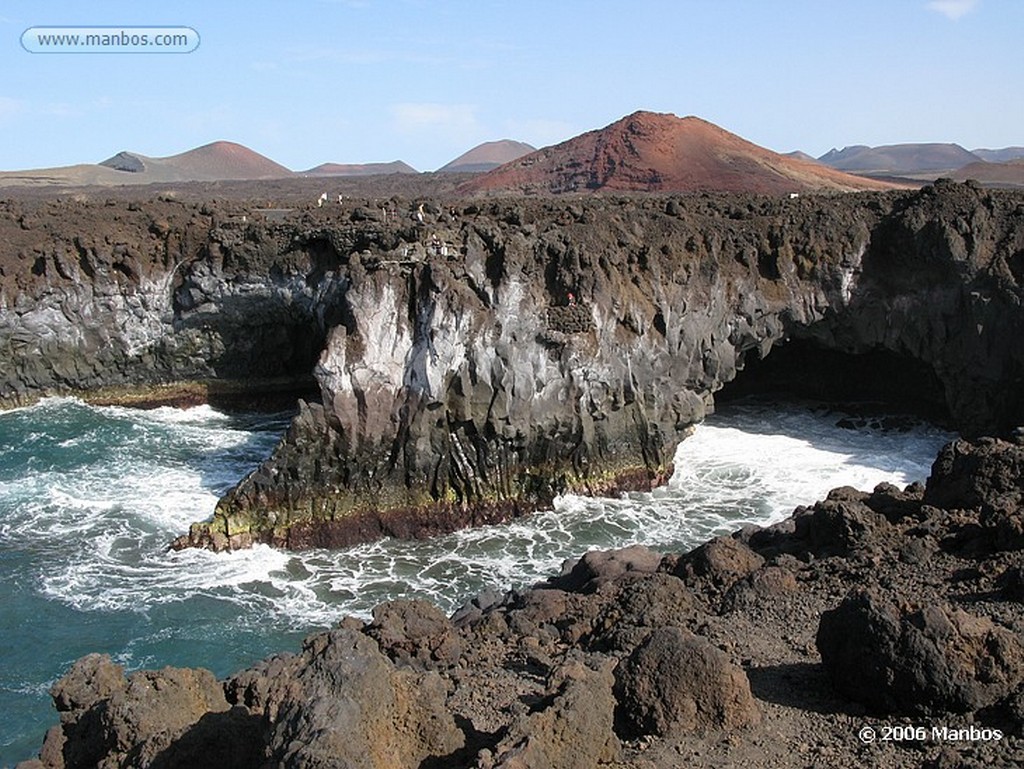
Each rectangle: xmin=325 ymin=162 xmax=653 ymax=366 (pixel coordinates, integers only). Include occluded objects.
xmin=717 ymin=338 xmax=952 ymax=425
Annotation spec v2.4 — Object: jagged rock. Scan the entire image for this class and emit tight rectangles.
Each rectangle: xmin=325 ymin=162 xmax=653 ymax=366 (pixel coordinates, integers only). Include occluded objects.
xmin=49 ymin=654 xmax=126 ymax=718
xmin=925 ymin=438 xmax=1024 ymax=552
xmin=502 ymin=589 xmax=587 ymax=649
xmin=864 ymin=481 xmax=926 ymax=522
xmin=583 ymin=572 xmax=703 ymax=653
xmin=486 ymin=658 xmax=621 ymax=769
xmin=720 ymin=565 xmax=800 ymax=614
xmin=817 ymin=590 xmax=1024 ymax=715
xmin=42 ymin=654 xmax=126 ymax=769
xmin=613 ymin=626 xmax=761 ymax=737
xmin=547 ymin=544 xmax=664 ymax=593
xmin=36 ymin=654 xmax=256 ymax=769
xmin=257 ymin=629 xmax=463 ymax=769
xmin=365 ymin=599 xmax=463 ymax=669
xmin=789 ymin=487 xmax=893 ymax=557
xmin=672 ymin=535 xmax=766 ymax=597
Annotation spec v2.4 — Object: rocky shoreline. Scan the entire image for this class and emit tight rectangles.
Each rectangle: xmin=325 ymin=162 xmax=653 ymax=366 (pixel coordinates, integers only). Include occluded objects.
xmin=18 ymin=433 xmax=1024 ymax=769
xmin=4 ymin=182 xmax=1024 ymax=556
xmin=4 ymin=178 xmax=1024 ymax=767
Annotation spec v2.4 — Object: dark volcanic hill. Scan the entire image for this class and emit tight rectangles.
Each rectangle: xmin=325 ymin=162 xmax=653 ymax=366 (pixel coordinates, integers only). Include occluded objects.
xmin=818 ymin=143 xmax=981 ymax=176
xmin=458 ymin=111 xmax=895 ymax=195
xmin=0 ymin=141 xmax=294 ymax=187
xmin=437 ymin=139 xmax=536 ymax=173
xmin=99 ymin=141 xmax=294 ymax=181
xmin=301 ymin=160 xmax=418 ymax=177
xmin=971 ymin=147 xmax=1024 ymax=164
xmin=953 ymin=158 xmax=1024 ymax=187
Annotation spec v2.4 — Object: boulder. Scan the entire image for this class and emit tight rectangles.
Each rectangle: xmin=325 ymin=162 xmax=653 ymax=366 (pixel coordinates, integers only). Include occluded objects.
xmin=720 ymin=565 xmax=800 ymax=615
xmin=672 ymin=535 xmax=765 ymax=597
xmin=365 ymin=599 xmax=463 ymax=669
xmin=496 ymin=587 xmax=622 ymax=657
xmin=613 ymin=626 xmax=760 ymax=737
xmin=790 ymin=488 xmax=892 ymax=557
xmin=817 ymin=590 xmax=1024 ymax=715
xmin=549 ymin=545 xmax=664 ymax=594
xmin=924 ymin=438 xmax=1024 ymax=517
xmin=262 ymin=628 xmax=463 ymax=769
xmin=584 ymin=572 xmax=702 ymax=653
xmin=487 ymin=658 xmax=620 ymax=769
xmin=864 ymin=481 xmax=926 ymax=523
xmin=38 ymin=654 xmax=258 ymax=769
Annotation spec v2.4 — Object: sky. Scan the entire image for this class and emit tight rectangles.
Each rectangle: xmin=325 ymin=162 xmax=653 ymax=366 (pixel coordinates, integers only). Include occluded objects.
xmin=1 ymin=0 xmax=1021 ymax=173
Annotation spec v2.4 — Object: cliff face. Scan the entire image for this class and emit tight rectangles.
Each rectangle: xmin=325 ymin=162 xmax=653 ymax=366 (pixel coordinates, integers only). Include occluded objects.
xmin=2 ymin=182 xmax=1023 ymax=551
xmin=0 ymin=197 xmax=354 ymax=406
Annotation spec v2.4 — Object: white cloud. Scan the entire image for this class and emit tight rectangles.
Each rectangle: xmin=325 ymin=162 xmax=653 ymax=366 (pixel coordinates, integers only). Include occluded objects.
xmin=391 ymin=102 xmax=480 ymax=135
xmin=926 ymin=0 xmax=980 ymax=20
xmin=0 ymin=96 xmax=24 ymax=120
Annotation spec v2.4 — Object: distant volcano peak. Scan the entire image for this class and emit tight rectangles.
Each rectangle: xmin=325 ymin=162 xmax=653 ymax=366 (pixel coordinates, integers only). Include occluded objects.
xmin=460 ymin=111 xmax=895 ymax=195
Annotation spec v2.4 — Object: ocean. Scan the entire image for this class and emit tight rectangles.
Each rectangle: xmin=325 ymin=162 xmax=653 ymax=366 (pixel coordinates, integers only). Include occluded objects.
xmin=0 ymin=396 xmax=954 ymax=766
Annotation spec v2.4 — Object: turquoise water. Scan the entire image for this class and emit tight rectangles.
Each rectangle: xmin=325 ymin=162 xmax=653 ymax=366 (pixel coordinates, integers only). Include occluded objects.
xmin=0 ymin=397 xmax=954 ymax=766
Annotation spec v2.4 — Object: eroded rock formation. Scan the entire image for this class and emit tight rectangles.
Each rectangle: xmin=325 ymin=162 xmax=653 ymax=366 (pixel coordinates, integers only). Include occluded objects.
xmin=181 ymin=181 xmax=1024 ymax=551
xmin=2 ymin=181 xmax=1023 ymax=552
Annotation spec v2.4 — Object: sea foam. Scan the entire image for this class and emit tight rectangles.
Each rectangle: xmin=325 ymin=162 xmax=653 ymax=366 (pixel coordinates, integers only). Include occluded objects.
xmin=0 ymin=396 xmax=955 ymax=766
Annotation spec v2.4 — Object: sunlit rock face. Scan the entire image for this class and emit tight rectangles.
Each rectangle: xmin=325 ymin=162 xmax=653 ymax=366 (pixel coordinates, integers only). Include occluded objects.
xmin=2 ymin=183 xmax=1021 ymax=552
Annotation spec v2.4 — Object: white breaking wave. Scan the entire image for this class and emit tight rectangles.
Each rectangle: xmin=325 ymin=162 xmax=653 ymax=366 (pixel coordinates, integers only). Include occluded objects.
xmin=0 ymin=398 xmax=954 ymax=630
xmin=0 ymin=395 xmax=957 ymax=768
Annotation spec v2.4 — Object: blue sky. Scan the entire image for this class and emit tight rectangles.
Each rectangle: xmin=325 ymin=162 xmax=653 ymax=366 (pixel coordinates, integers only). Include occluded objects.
xmin=1 ymin=0 xmax=1021 ymax=172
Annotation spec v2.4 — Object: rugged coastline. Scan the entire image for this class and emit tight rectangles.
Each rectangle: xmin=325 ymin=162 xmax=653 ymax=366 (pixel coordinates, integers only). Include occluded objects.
xmin=3 ymin=179 xmax=1024 ymax=766
xmin=4 ymin=181 xmax=1022 ymax=554
xmin=16 ymin=433 xmax=1024 ymax=769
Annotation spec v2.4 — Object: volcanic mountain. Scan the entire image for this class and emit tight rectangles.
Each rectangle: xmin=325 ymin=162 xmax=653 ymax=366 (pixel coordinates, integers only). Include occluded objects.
xmin=301 ymin=160 xmax=418 ymax=177
xmin=952 ymin=158 xmax=1024 ymax=188
xmin=438 ymin=140 xmax=536 ymax=174
xmin=458 ymin=111 xmax=894 ymax=195
xmin=99 ymin=141 xmax=294 ymax=181
xmin=972 ymin=147 xmax=1024 ymax=164
xmin=0 ymin=141 xmax=294 ymax=188
xmin=817 ymin=143 xmax=981 ymax=177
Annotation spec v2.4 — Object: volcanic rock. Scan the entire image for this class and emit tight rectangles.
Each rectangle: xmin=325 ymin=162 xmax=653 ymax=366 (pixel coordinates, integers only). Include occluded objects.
xmin=583 ymin=572 xmax=703 ymax=653
xmin=613 ymin=626 xmax=761 ymax=737
xmin=547 ymin=544 xmax=664 ymax=593
xmin=817 ymin=590 xmax=1024 ymax=716
xmin=24 ymin=433 xmax=1024 ymax=767
xmin=37 ymin=654 xmax=260 ymax=769
xmin=365 ymin=599 xmax=463 ymax=670
xmin=924 ymin=437 xmax=1024 ymax=515
xmin=486 ymin=659 xmax=621 ymax=769
xmin=672 ymin=535 xmax=766 ymax=597
xmin=4 ymin=181 xmax=1024 ymax=555
xmin=229 ymin=628 xmax=463 ymax=769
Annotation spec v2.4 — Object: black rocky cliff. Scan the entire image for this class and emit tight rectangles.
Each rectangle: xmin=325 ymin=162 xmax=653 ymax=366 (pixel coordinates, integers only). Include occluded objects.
xmin=2 ymin=181 xmax=1023 ymax=552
